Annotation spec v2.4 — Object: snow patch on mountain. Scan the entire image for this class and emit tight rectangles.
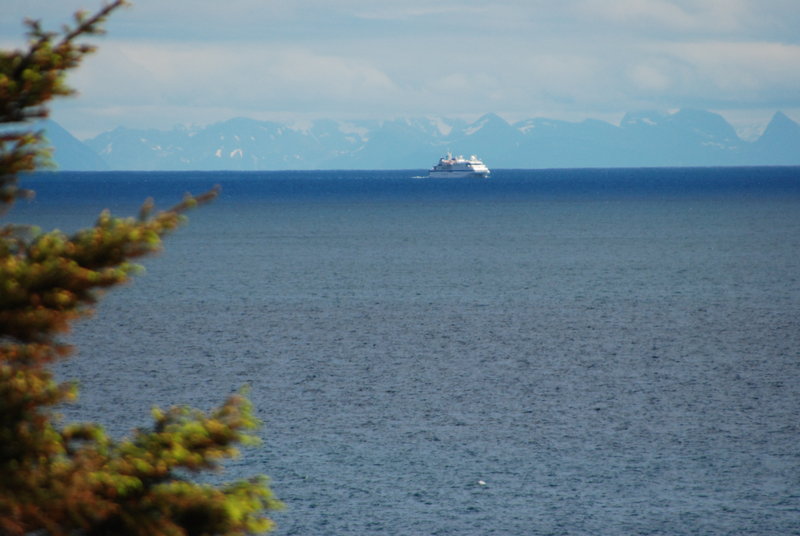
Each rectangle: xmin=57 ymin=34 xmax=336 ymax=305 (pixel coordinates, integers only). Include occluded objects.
xmin=55 ymin=110 xmax=800 ymax=170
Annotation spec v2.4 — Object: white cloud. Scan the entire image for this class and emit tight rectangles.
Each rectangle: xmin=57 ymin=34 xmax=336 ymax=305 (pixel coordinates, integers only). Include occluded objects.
xmin=649 ymin=41 xmax=800 ymax=102
xmin=55 ymin=39 xmax=404 ymax=134
xmin=574 ymin=0 xmax=756 ymax=34
xmin=6 ymin=0 xmax=800 ymax=136
xmin=265 ymin=49 xmax=398 ymax=100
xmin=627 ymin=63 xmax=674 ymax=92
xmin=83 ymin=41 xmax=400 ymax=104
xmin=353 ymin=4 xmax=490 ymax=21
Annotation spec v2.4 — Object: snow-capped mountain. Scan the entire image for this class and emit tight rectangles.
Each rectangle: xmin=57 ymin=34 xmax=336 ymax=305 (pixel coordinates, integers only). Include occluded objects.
xmin=41 ymin=110 xmax=800 ymax=170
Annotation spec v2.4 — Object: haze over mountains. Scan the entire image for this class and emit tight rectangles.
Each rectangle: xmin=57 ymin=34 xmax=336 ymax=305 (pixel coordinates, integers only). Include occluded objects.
xmin=42 ymin=109 xmax=800 ymax=171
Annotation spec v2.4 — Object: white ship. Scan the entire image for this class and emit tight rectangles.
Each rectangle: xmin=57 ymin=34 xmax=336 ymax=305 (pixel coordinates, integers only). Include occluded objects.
xmin=428 ymin=153 xmax=491 ymax=178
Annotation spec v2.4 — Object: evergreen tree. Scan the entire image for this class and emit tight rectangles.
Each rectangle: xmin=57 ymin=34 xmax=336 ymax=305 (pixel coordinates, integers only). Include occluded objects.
xmin=0 ymin=2 xmax=281 ymax=534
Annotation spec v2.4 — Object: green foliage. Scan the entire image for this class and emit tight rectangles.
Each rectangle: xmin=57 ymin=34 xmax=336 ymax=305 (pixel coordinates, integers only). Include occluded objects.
xmin=0 ymin=3 xmax=281 ymax=534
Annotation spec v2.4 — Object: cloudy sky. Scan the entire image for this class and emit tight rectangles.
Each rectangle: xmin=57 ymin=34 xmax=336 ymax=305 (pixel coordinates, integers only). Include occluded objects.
xmin=2 ymin=0 xmax=799 ymax=139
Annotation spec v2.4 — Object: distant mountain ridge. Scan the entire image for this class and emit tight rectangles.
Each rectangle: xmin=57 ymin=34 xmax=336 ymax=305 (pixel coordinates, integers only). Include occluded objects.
xmin=39 ymin=119 xmax=108 ymax=171
xmin=42 ymin=110 xmax=800 ymax=170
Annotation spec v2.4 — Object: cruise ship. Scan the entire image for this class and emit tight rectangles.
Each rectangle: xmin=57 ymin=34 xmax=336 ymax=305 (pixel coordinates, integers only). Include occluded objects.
xmin=428 ymin=153 xmax=491 ymax=178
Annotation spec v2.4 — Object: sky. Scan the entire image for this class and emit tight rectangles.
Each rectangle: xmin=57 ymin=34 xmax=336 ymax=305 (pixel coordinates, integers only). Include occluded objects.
xmin=2 ymin=0 xmax=800 ymax=140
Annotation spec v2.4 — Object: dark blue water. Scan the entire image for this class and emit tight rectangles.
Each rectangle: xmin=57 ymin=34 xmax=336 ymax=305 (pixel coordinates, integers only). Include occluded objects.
xmin=11 ymin=168 xmax=800 ymax=535
xmin=20 ymin=167 xmax=800 ymax=209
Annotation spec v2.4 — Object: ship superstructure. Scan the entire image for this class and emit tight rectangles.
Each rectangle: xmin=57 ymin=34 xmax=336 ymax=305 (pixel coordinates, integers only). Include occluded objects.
xmin=428 ymin=153 xmax=490 ymax=178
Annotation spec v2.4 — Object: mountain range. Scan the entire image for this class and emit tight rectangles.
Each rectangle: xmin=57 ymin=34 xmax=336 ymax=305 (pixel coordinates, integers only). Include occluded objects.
xmin=42 ymin=109 xmax=800 ymax=171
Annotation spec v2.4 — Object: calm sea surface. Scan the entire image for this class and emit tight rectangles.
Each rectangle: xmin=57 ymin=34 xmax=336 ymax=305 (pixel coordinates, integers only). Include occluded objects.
xmin=13 ymin=168 xmax=800 ymax=535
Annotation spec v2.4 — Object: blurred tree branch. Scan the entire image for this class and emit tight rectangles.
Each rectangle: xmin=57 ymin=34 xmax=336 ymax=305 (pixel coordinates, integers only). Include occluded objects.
xmin=0 ymin=3 xmax=281 ymax=534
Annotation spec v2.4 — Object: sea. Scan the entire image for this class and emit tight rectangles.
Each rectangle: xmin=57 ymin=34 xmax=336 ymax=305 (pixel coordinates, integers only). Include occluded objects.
xmin=10 ymin=167 xmax=800 ymax=535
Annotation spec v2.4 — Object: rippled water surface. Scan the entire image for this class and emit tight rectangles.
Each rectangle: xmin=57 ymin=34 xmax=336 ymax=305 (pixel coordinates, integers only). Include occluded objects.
xmin=16 ymin=169 xmax=800 ymax=535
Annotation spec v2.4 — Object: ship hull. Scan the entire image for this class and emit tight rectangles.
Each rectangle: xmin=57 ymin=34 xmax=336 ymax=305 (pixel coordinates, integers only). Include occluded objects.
xmin=428 ymin=170 xmax=490 ymax=178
